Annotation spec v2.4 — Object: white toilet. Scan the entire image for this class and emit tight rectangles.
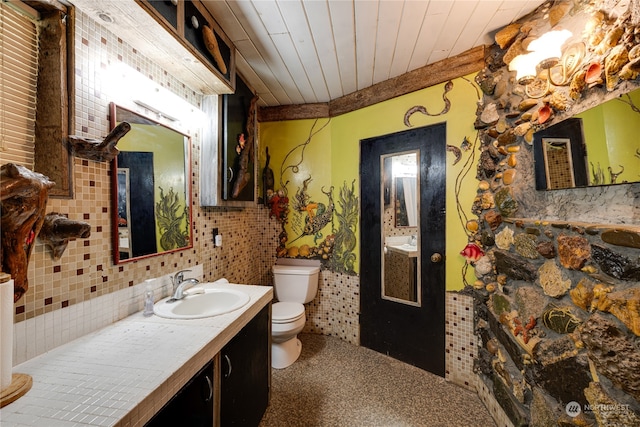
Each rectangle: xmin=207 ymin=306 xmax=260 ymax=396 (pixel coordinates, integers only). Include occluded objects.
xmin=271 ymin=259 xmax=320 ymax=369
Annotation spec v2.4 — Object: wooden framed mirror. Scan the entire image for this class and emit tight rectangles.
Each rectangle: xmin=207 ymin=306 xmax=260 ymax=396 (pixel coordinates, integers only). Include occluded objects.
xmin=110 ymin=103 xmax=192 ymax=264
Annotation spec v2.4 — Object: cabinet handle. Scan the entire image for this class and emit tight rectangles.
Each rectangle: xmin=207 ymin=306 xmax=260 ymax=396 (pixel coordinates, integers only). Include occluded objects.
xmin=227 ymin=167 xmax=234 ymax=183
xmin=204 ymin=375 xmax=213 ymax=402
xmin=223 ymin=354 xmax=232 ymax=378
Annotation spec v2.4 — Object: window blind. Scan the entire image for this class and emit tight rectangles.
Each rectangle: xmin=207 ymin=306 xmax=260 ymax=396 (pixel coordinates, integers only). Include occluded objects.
xmin=0 ymin=1 xmax=38 ymax=168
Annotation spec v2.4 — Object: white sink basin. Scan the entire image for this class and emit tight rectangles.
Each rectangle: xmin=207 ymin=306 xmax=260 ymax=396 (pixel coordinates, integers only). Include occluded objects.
xmin=388 ymin=244 xmax=418 ymax=258
xmin=154 ymin=288 xmax=250 ymax=319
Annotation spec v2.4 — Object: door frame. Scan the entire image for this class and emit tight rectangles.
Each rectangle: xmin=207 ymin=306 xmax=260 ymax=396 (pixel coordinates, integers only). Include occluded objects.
xmin=359 ymin=123 xmax=446 ymax=376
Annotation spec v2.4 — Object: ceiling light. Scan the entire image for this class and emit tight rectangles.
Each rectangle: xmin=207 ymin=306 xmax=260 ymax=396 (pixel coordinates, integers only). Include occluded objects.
xmin=97 ymin=12 xmax=114 ymax=23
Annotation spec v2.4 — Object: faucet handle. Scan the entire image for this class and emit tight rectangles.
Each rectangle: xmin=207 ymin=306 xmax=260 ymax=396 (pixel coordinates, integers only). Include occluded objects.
xmin=173 ymin=269 xmax=192 ymax=286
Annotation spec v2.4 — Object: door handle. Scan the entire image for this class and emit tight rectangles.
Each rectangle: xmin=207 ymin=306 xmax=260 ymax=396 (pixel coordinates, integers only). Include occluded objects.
xmin=431 ymin=253 xmax=443 ymax=263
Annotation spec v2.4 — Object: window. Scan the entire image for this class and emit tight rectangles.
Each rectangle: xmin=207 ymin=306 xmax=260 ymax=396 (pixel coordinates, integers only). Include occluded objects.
xmin=0 ymin=1 xmax=39 ymax=167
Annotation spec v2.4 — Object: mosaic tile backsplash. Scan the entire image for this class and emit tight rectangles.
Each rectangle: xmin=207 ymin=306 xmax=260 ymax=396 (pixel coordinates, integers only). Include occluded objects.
xmin=14 ymin=10 xmax=275 ymax=324
xmin=9 ymin=9 xmax=478 ymax=395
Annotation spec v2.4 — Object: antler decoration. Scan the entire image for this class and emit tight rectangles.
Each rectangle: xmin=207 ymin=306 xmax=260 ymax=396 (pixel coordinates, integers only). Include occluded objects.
xmin=68 ymin=121 xmax=131 ymax=162
xmin=38 ymin=213 xmax=91 ymax=261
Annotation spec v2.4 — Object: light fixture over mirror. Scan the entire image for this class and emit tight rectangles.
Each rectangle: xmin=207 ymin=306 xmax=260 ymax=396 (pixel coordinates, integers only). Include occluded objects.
xmin=110 ymin=103 xmax=193 ymax=263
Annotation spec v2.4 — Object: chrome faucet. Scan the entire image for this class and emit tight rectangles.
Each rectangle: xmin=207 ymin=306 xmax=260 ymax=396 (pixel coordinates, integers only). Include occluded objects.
xmin=410 ymin=235 xmax=417 ymax=246
xmin=171 ymin=278 xmax=200 ymax=300
xmin=169 ymin=270 xmax=199 ymax=301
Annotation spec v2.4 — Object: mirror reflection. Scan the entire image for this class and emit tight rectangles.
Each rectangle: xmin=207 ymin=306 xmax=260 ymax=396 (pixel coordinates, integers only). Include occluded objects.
xmin=534 ymin=87 xmax=640 ymax=190
xmin=395 ymin=177 xmax=417 ymax=227
xmin=110 ymin=103 xmax=192 ymax=263
xmin=382 ymin=151 xmax=420 ymax=305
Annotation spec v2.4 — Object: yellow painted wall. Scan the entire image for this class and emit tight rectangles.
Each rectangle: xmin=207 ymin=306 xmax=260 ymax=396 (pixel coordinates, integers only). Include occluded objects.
xmin=259 ymin=75 xmax=480 ymax=291
xmin=602 ymin=90 xmax=640 ymax=178
xmin=576 ymin=104 xmax=609 ymax=181
xmin=575 ymin=88 xmax=640 ymax=184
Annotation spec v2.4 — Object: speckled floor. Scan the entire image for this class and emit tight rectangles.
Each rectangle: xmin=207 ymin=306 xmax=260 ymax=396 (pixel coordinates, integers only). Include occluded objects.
xmin=259 ymin=333 xmax=496 ymax=427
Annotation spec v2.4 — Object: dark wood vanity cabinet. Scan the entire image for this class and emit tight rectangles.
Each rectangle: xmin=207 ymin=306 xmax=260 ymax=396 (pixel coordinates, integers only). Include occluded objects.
xmin=220 ymin=304 xmax=271 ymax=426
xmin=145 ymin=360 xmax=215 ymax=427
xmin=145 ymin=303 xmax=270 ymax=427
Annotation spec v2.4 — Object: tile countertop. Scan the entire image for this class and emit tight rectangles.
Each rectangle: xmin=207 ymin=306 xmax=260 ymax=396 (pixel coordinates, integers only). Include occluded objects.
xmin=1 ymin=283 xmax=273 ymax=427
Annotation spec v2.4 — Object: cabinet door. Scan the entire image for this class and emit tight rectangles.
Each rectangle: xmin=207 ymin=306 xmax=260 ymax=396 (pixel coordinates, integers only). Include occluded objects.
xmin=146 ymin=360 xmax=214 ymax=427
xmin=221 ymin=304 xmax=270 ymax=426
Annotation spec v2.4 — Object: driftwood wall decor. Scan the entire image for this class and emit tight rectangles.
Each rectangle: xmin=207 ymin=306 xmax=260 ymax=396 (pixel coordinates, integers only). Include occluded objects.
xmin=0 ymin=164 xmax=55 ymax=302
xmin=68 ymin=121 xmax=131 ymax=162
xmin=38 ymin=213 xmax=91 ymax=261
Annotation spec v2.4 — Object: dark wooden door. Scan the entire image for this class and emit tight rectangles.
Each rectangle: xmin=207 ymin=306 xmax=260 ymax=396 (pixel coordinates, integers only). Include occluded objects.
xmin=360 ymin=123 xmax=446 ymax=376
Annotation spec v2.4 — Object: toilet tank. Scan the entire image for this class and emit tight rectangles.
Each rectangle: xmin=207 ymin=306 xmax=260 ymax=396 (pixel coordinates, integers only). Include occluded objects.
xmin=273 ymin=260 xmax=320 ymax=303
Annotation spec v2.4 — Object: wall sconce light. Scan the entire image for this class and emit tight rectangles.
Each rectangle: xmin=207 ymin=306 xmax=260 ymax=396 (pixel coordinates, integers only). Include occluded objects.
xmin=509 ymin=51 xmax=545 ymax=85
xmin=527 ymin=29 xmax=573 ymax=70
xmin=510 ymin=29 xmax=574 ymax=98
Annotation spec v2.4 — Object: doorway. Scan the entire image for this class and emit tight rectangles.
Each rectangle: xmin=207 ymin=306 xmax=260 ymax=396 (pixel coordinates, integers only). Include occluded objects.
xmin=359 ymin=123 xmax=446 ymax=376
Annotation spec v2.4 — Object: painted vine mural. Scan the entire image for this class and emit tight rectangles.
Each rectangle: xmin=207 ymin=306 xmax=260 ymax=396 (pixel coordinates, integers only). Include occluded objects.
xmin=265 ymin=119 xmax=358 ymax=275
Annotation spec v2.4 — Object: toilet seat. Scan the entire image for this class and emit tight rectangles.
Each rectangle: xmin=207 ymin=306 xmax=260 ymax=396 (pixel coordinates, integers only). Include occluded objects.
xmin=272 ymin=302 xmax=305 ymax=323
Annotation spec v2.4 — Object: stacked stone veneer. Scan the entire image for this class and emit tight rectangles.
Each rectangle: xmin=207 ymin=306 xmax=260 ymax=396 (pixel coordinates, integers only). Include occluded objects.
xmin=472 ymin=220 xmax=640 ymax=426
xmin=469 ymin=0 xmax=640 ymax=426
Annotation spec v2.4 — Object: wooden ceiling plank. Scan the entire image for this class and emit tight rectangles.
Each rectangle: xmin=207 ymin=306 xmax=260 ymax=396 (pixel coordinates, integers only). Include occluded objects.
xmin=372 ymin=0 xmax=404 ymax=84
xmin=250 ymin=0 xmax=287 ymax=34
xmin=427 ymin=1 xmax=477 ymax=63
xmin=228 ymin=1 xmax=305 ymax=104
xmin=409 ymin=14 xmax=446 ymax=70
xmin=201 ymin=0 xmax=248 ymax=43
xmin=389 ymin=0 xmax=431 ymax=78
xmin=278 ymin=0 xmax=331 ymax=102
xmin=329 ymin=0 xmax=357 ymax=97
xmin=354 ymin=0 xmax=378 ymax=91
xmin=259 ymin=45 xmax=485 ymax=122
xmin=270 ymin=32 xmax=317 ymax=104
xmin=303 ymin=0 xmax=343 ymax=100
xmin=235 ymin=52 xmax=273 ymax=106
xmin=235 ymin=38 xmax=292 ymax=105
xmin=458 ymin=1 xmax=505 ymax=48
xmin=449 ymin=1 xmax=497 ymax=57
xmin=332 ymin=45 xmax=484 ymax=117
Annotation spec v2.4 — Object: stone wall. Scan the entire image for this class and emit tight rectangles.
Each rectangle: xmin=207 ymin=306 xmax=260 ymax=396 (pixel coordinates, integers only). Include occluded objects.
xmin=469 ymin=1 xmax=640 ymax=425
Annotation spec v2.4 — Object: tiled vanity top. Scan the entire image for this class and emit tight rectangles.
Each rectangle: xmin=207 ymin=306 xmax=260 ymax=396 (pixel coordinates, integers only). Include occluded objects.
xmin=1 ymin=283 xmax=273 ymax=427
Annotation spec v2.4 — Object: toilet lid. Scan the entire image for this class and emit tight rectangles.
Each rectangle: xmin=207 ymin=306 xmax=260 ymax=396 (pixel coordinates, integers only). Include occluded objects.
xmin=272 ymin=302 xmax=305 ymax=323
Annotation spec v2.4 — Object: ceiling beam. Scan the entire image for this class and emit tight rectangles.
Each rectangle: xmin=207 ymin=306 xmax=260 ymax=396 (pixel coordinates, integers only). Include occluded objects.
xmin=257 ymin=45 xmax=485 ymax=122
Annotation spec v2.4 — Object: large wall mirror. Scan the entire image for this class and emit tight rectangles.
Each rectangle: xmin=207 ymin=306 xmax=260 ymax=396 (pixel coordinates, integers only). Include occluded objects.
xmin=533 ymin=87 xmax=640 ymax=190
xmin=110 ymin=103 xmax=192 ymax=264
xmin=382 ymin=151 xmax=420 ymax=306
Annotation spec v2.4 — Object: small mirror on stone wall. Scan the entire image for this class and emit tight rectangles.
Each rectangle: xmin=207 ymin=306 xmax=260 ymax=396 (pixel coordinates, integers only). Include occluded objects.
xmin=533 ymin=87 xmax=640 ymax=190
